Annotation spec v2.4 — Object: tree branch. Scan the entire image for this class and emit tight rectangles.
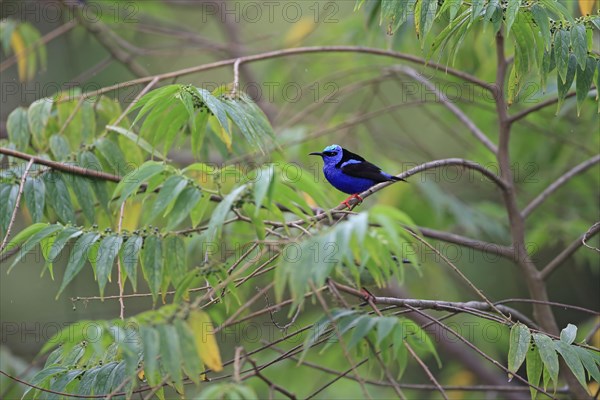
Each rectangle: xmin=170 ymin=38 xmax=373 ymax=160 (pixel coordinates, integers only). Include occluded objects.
xmin=392 ymin=66 xmax=498 ymax=154
xmin=64 ymin=45 xmax=494 ymax=102
xmin=508 ymin=89 xmax=595 ymax=124
xmin=540 ymin=222 xmax=600 ymax=280
xmin=521 ymin=155 xmax=600 ymax=218
xmin=0 ymin=159 xmax=34 ymax=253
xmin=417 ymin=226 xmax=514 ymax=259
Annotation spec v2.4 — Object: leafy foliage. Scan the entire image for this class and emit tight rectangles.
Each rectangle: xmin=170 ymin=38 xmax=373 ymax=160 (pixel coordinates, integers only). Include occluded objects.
xmin=357 ymin=0 xmax=600 ymax=113
xmin=22 ymin=308 xmax=221 ymax=399
xmin=508 ymin=323 xmax=600 ymax=395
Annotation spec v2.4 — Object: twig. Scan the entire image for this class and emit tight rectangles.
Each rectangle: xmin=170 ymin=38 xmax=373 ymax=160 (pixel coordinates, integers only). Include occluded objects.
xmin=308 ymin=281 xmax=372 ymax=400
xmin=522 ymin=155 xmax=600 ymax=218
xmin=508 ymin=90 xmax=589 ymax=123
xmin=403 ymin=229 xmax=511 ymax=322
xmin=583 ymin=222 xmax=600 ymax=253
xmin=243 ymin=353 xmax=297 ymax=399
xmin=417 ymin=226 xmax=514 ymax=259
xmin=116 ymin=201 xmax=126 ymax=320
xmin=0 ymin=159 xmax=34 ymax=253
xmin=405 ymin=341 xmax=448 ymax=400
xmin=231 ymin=58 xmax=242 ymax=97
xmin=392 ymin=66 xmax=498 ymax=154
xmin=62 ymin=45 xmax=494 ymax=102
xmin=112 ymin=76 xmax=160 ymax=127
xmin=540 ymin=222 xmax=600 ymax=280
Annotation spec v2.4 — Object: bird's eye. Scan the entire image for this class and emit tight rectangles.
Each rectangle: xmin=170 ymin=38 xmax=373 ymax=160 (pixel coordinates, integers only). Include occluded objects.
xmin=323 ymin=151 xmax=335 ymax=156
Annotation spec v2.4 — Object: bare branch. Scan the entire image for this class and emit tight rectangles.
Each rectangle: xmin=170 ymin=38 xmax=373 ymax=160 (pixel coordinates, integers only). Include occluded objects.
xmin=540 ymin=222 xmax=600 ymax=280
xmin=508 ymin=89 xmax=595 ymax=124
xmin=391 ymin=66 xmax=498 ymax=154
xmin=63 ymin=45 xmax=494 ymax=102
xmin=0 ymin=159 xmax=35 ymax=253
xmin=417 ymin=226 xmax=514 ymax=259
xmin=522 ymin=155 xmax=600 ymax=218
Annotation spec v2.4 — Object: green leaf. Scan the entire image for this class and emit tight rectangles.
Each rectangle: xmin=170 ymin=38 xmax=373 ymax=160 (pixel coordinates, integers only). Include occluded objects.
xmin=140 ymin=325 xmax=161 ymax=386
xmin=164 ymin=186 xmax=202 ymax=230
xmin=1 ymin=222 xmax=48 ymax=254
xmin=69 ymin=176 xmax=96 ymax=223
xmin=149 ymin=175 xmax=188 ymax=220
xmin=191 ymin=110 xmax=209 ymax=157
xmin=530 ymin=5 xmax=550 ymax=49
xmin=79 ymin=151 xmax=111 ymax=213
xmin=253 ymin=165 xmax=274 ymax=217
xmin=163 ymin=235 xmax=186 ymax=287
xmin=113 ymin=161 xmax=165 ymax=206
xmin=6 ymin=224 xmax=62 ymax=273
xmin=46 ymin=227 xmax=82 ymax=266
xmin=96 ymin=234 xmax=124 ymax=297
xmin=471 ymin=0 xmax=484 ymax=21
xmin=174 ymin=318 xmax=204 ymax=384
xmin=158 ymin=324 xmax=183 ymax=392
xmin=28 ymin=98 xmax=53 ymax=149
xmin=576 ymin=56 xmax=596 ymax=116
xmin=557 ymin=54 xmax=577 ymax=111
xmin=106 ymin=125 xmax=166 ymax=160
xmin=0 ymin=184 xmax=18 ymax=232
xmin=141 ymin=235 xmax=163 ymax=304
xmin=538 ymin=0 xmax=575 ymax=23
xmin=419 ymin=0 xmax=438 ymax=42
xmin=570 ymin=24 xmax=587 ymax=70
xmin=533 ymin=333 xmax=559 ymax=389
xmin=44 ymin=172 xmax=75 ymax=224
xmin=554 ymin=340 xmax=588 ymax=389
xmin=526 ymin=343 xmax=543 ymax=400
xmin=560 ymin=323 xmax=577 ymax=344
xmin=555 ymin=29 xmax=570 ymax=83
xmin=57 ymin=232 xmax=100 ymax=297
xmin=376 ymin=317 xmax=397 ymax=346
xmin=505 ymin=0 xmax=521 ymax=37
xmin=205 ymin=185 xmax=246 ymax=241
xmin=7 ymin=107 xmax=30 ymax=151
xmin=347 ymin=315 xmax=377 ymax=349
xmin=24 ymin=176 xmax=45 ymax=223
xmin=49 ymin=134 xmax=71 ymax=161
xmin=508 ymin=323 xmax=531 ymax=380
xmin=190 ymin=191 xmax=211 ymax=228
xmin=95 ymin=137 xmax=128 ymax=177
xmin=120 ymin=235 xmax=143 ymax=291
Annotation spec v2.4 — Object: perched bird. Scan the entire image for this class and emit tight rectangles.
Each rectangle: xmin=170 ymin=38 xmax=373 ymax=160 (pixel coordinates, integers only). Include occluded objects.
xmin=309 ymin=144 xmax=405 ymax=209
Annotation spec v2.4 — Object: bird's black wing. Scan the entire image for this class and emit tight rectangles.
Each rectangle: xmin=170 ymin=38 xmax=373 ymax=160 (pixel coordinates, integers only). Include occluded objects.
xmin=340 ymin=160 xmax=396 ymax=182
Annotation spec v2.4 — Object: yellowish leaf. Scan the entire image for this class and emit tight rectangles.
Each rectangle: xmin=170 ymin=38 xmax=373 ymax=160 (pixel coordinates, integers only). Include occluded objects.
xmin=187 ymin=310 xmax=223 ymax=372
xmin=579 ymin=0 xmax=597 ymax=15
xmin=121 ymin=201 xmax=142 ymax=231
xmin=10 ymin=30 xmax=27 ymax=82
xmin=284 ymin=17 xmax=317 ymax=47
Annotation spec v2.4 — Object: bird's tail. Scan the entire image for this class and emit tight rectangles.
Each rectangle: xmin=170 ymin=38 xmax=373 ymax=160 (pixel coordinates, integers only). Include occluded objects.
xmin=390 ymin=176 xmax=407 ymax=182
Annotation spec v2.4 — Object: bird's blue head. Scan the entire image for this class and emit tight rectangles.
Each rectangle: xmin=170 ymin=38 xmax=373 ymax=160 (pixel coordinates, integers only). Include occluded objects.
xmin=309 ymin=144 xmax=343 ymax=166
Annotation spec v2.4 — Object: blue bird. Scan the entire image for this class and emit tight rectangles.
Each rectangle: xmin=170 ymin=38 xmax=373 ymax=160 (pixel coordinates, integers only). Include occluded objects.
xmin=309 ymin=144 xmax=405 ymax=209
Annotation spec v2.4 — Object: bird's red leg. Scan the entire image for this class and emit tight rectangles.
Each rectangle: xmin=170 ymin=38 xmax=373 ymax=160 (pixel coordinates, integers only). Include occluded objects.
xmin=341 ymin=193 xmax=364 ymax=210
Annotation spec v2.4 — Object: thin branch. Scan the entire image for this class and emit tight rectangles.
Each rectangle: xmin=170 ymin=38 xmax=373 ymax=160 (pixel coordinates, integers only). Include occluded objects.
xmin=403 ymin=229 xmax=511 ymax=322
xmin=331 ymin=282 xmax=538 ymax=329
xmin=0 ymin=159 xmax=35 ymax=253
xmin=243 ymin=354 xmax=297 ymax=399
xmin=540 ymin=221 xmax=600 ymax=279
xmin=116 ymin=202 xmax=126 ymax=320
xmin=508 ymin=90 xmax=583 ymax=123
xmin=402 ymin=304 xmax=558 ymax=399
xmin=63 ymin=45 xmax=494 ymax=102
xmin=112 ymin=76 xmax=160 ymax=127
xmin=417 ymin=226 xmax=514 ymax=259
xmin=583 ymin=222 xmax=600 ymax=253
xmin=0 ymin=147 xmax=121 ymax=181
xmin=67 ymin=2 xmax=150 ymax=78
xmin=522 ymin=155 xmax=600 ymax=218
xmin=392 ymin=66 xmax=498 ymax=154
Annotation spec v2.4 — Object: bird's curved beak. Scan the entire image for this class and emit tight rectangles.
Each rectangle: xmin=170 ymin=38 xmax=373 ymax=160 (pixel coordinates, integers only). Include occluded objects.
xmin=309 ymin=152 xmax=323 ymax=156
